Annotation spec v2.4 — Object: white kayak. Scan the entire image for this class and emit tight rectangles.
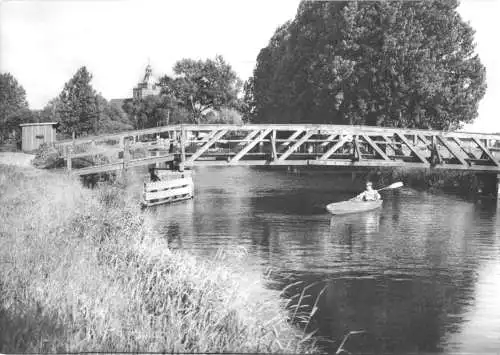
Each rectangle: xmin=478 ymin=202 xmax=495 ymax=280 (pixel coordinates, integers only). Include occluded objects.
xmin=326 ymin=200 xmax=383 ymax=215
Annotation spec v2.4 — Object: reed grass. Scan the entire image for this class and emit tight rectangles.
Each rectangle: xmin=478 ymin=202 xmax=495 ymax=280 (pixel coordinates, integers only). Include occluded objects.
xmin=360 ymin=167 xmax=491 ymax=197
xmin=0 ymin=164 xmax=320 ymax=353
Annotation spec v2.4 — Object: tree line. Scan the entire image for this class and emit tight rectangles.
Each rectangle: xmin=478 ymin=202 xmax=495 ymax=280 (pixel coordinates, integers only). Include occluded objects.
xmin=246 ymin=0 xmax=486 ymax=130
xmin=0 ymin=0 xmax=487 ymax=145
xmin=0 ymin=55 xmax=244 ymax=143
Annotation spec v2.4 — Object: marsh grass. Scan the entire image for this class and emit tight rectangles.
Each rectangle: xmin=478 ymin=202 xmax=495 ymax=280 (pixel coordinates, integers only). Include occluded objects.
xmin=0 ymin=164 xmax=321 ymax=353
xmin=358 ymin=167 xmax=491 ymax=197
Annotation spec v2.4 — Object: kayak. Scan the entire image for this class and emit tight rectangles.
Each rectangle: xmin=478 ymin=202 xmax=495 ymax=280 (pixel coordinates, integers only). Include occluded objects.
xmin=326 ymin=200 xmax=383 ymax=215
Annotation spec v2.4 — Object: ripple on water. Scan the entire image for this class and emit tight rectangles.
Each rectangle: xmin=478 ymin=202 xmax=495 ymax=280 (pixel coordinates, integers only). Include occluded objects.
xmin=136 ymin=167 xmax=500 ymax=355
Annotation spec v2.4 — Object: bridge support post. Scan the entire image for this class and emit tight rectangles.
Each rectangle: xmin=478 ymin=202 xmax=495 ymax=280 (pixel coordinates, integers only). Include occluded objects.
xmin=497 ymin=174 xmax=500 ymax=199
xmin=122 ymin=139 xmax=130 ymax=183
xmin=271 ymin=129 xmax=277 ymax=161
xmin=179 ymin=126 xmax=185 ymax=172
xmin=67 ymin=148 xmax=72 ymax=174
xmin=155 ymin=150 xmax=161 ymax=169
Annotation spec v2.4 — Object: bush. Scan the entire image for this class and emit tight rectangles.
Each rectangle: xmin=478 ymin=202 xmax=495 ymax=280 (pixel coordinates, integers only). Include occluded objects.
xmin=32 ymin=143 xmax=65 ymax=169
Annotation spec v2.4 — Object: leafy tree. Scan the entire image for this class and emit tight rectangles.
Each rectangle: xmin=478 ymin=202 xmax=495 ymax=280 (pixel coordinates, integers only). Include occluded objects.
xmin=122 ymin=95 xmax=184 ymax=129
xmin=205 ymin=107 xmax=243 ymax=125
xmin=250 ymin=0 xmax=486 ymax=130
xmin=159 ymin=55 xmax=243 ymax=124
xmin=36 ymin=98 xmax=63 ymax=123
xmin=96 ymin=95 xmax=134 ymax=134
xmin=0 ymin=73 xmax=30 ymax=141
xmin=241 ymin=78 xmax=257 ymax=122
xmin=56 ymin=67 xmax=99 ymax=137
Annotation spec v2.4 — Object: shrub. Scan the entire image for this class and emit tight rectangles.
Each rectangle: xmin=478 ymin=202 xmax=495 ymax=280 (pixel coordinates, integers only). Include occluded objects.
xmin=32 ymin=143 xmax=65 ymax=169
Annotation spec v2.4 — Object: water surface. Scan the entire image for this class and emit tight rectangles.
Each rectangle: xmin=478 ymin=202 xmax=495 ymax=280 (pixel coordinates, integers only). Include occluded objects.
xmin=131 ymin=166 xmax=500 ymax=354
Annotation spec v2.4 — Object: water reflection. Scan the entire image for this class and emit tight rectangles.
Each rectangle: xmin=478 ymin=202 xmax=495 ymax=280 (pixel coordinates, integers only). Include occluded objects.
xmin=127 ymin=166 xmax=500 ymax=354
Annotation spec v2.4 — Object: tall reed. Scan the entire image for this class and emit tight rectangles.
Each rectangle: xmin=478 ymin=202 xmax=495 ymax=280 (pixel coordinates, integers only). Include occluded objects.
xmin=0 ymin=164 xmax=320 ymax=353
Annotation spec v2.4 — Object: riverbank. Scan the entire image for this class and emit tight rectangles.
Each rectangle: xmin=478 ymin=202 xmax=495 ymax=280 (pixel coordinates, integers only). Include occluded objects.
xmin=264 ymin=165 xmax=496 ymax=198
xmin=365 ymin=167 xmax=496 ymax=198
xmin=0 ymin=163 xmax=318 ymax=353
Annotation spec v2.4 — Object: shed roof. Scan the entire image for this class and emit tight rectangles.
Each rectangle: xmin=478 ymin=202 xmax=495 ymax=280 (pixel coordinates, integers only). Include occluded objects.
xmin=19 ymin=122 xmax=59 ymax=127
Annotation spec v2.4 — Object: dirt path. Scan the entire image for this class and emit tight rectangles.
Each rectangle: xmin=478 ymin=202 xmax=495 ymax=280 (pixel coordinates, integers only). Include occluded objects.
xmin=0 ymin=152 xmax=35 ymax=167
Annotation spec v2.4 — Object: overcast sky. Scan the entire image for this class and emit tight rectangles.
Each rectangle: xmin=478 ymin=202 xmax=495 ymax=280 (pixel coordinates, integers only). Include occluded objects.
xmin=1 ymin=0 xmax=498 ymax=132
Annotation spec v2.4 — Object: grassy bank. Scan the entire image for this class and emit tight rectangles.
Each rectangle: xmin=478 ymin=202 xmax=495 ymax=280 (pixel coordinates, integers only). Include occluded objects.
xmin=0 ymin=164 xmax=319 ymax=353
xmin=361 ymin=167 xmax=495 ymax=198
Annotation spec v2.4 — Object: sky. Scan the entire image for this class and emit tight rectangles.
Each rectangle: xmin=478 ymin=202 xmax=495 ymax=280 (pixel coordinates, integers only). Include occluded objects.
xmin=1 ymin=0 xmax=499 ymax=132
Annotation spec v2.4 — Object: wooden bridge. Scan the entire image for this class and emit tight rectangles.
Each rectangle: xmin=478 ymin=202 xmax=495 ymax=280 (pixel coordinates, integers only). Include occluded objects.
xmin=54 ymin=124 xmax=500 ymax=176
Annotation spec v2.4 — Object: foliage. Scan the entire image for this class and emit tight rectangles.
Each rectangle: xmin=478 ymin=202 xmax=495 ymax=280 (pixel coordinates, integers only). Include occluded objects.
xmin=122 ymin=95 xmax=185 ymax=129
xmin=0 ymin=166 xmax=319 ymax=353
xmin=159 ymin=55 xmax=243 ymax=124
xmin=32 ymin=143 xmax=65 ymax=169
xmin=36 ymin=98 xmax=63 ymax=124
xmin=241 ymin=78 xmax=257 ymax=122
xmin=0 ymin=73 xmax=30 ymax=142
xmin=96 ymin=95 xmax=134 ymax=134
xmin=44 ymin=78 xmax=133 ymax=136
xmin=250 ymin=0 xmax=486 ymax=129
xmin=205 ymin=107 xmax=243 ymax=125
xmin=56 ymin=67 xmax=100 ymax=138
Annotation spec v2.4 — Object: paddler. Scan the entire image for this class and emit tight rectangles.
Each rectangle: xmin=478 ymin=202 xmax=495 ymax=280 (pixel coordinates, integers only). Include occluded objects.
xmin=352 ymin=181 xmax=381 ymax=201
xmin=149 ymin=168 xmax=161 ymax=182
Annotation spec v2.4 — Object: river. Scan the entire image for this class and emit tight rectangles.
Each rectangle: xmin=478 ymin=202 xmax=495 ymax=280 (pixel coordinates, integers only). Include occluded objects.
xmin=130 ymin=166 xmax=500 ymax=354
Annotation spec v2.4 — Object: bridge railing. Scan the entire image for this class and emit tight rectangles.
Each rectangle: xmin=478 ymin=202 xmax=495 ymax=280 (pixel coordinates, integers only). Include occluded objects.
xmin=52 ymin=124 xmax=500 ymax=174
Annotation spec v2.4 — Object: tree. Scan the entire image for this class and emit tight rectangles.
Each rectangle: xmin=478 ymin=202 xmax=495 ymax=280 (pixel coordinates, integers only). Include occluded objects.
xmin=96 ymin=95 xmax=134 ymax=134
xmin=250 ymin=0 xmax=486 ymax=130
xmin=158 ymin=55 xmax=243 ymax=124
xmin=205 ymin=107 xmax=243 ymax=125
xmin=122 ymin=94 xmax=186 ymax=129
xmin=241 ymin=78 xmax=257 ymax=122
xmin=0 ymin=73 xmax=30 ymax=141
xmin=56 ymin=67 xmax=99 ymax=137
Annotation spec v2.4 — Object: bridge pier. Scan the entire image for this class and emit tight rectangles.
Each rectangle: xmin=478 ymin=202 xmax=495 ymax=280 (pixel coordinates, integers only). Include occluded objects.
xmin=497 ymin=174 xmax=500 ymax=199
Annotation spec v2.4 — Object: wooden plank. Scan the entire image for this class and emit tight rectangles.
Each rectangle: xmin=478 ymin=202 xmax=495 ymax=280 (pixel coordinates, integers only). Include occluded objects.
xmin=353 ymin=135 xmax=362 ymax=161
xmin=320 ymin=134 xmax=338 ymax=147
xmin=452 ymin=137 xmax=477 ymax=159
xmin=185 ymin=129 xmax=227 ymax=163
xmin=309 ymin=159 xmax=500 ymax=171
xmin=360 ymin=134 xmax=390 ymax=160
xmin=271 ymin=129 xmax=277 ymax=160
xmin=123 ymin=140 xmax=130 ymax=171
xmin=195 ymin=130 xmax=218 ymax=144
xmin=395 ymin=133 xmax=429 ymax=164
xmin=67 ymin=149 xmax=72 ymax=172
xmin=278 ymin=130 xmax=315 ymax=161
xmin=237 ymin=129 xmax=261 ymax=146
xmin=229 ymin=128 xmax=272 ymax=164
xmin=320 ymin=135 xmax=348 ymax=160
xmin=277 ymin=130 xmax=304 ymax=151
xmin=70 ymin=154 xmax=175 ymax=176
xmin=54 ymin=124 xmax=500 ymax=150
xmin=436 ymin=136 xmax=469 ymax=166
xmin=472 ymin=137 xmax=500 ymax=166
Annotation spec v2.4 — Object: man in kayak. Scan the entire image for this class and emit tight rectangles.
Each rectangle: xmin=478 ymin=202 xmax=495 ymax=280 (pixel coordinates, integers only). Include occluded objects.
xmin=351 ymin=181 xmax=381 ymax=201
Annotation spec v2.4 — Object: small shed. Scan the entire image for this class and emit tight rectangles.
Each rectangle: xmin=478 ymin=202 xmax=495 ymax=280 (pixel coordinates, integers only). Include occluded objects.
xmin=19 ymin=122 xmax=59 ymax=152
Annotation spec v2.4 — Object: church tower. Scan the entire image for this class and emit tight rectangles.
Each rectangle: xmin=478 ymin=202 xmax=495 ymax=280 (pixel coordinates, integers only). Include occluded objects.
xmin=133 ymin=63 xmax=161 ymax=100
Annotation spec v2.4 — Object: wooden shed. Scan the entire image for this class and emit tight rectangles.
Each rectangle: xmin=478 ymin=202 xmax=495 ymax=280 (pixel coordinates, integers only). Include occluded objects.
xmin=19 ymin=122 xmax=59 ymax=152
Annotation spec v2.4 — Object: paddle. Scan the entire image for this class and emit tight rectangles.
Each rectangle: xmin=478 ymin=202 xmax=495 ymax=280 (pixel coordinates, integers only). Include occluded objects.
xmin=346 ymin=181 xmax=403 ymax=202
xmin=376 ymin=181 xmax=404 ymax=191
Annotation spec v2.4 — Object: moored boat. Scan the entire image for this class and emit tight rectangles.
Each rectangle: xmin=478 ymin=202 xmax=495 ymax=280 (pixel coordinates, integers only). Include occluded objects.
xmin=326 ymin=200 xmax=383 ymax=215
xmin=142 ymin=169 xmax=194 ymax=207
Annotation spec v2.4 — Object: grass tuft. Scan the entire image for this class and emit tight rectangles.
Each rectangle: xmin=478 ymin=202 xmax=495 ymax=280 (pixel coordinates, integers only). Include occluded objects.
xmin=0 ymin=164 xmax=320 ymax=353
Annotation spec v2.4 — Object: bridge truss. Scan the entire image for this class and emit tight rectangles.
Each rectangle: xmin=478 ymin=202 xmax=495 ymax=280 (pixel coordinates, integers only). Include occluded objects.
xmin=56 ymin=124 xmax=500 ymax=175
